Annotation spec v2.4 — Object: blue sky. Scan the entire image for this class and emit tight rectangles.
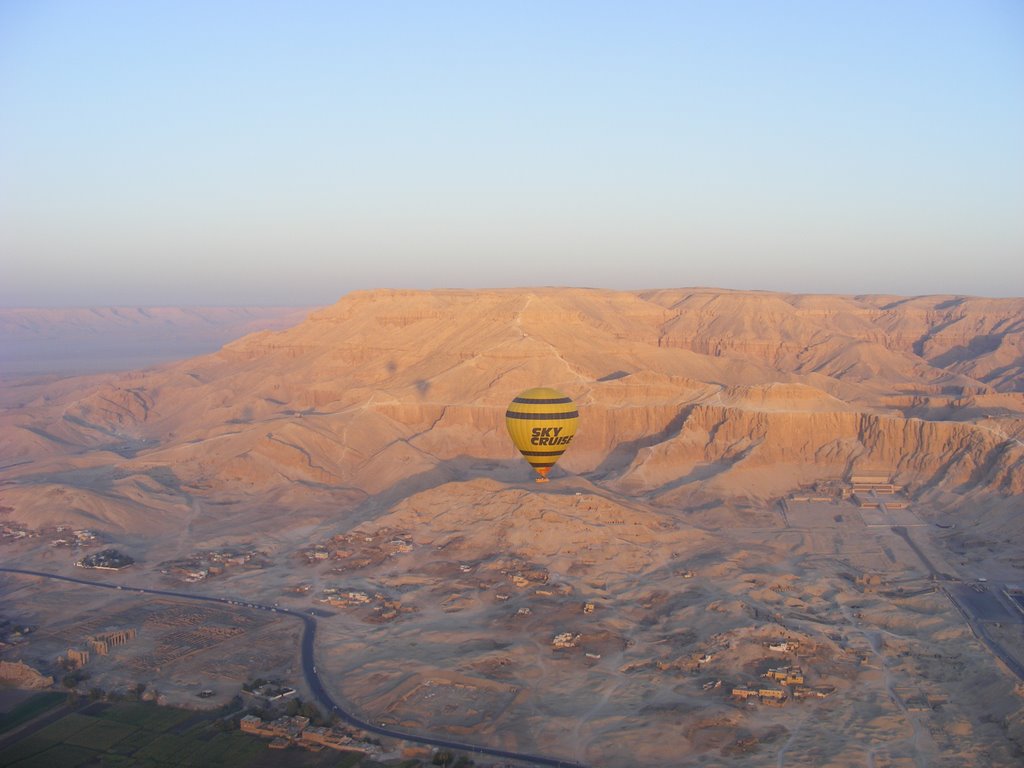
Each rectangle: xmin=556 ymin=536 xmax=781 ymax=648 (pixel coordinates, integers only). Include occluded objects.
xmin=1 ymin=0 xmax=1022 ymax=305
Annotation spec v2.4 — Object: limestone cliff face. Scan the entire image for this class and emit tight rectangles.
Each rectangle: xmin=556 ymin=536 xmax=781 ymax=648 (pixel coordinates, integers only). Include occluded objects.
xmin=606 ymin=405 xmax=1023 ymax=499
xmin=2 ymin=288 xmax=1021 ymax=531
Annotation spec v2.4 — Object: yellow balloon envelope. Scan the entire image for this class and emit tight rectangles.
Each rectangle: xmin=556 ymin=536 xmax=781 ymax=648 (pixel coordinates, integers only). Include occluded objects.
xmin=505 ymin=387 xmax=579 ymax=483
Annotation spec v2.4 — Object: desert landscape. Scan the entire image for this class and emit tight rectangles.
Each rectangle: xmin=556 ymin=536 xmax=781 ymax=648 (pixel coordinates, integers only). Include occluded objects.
xmin=2 ymin=287 xmax=1023 ymax=766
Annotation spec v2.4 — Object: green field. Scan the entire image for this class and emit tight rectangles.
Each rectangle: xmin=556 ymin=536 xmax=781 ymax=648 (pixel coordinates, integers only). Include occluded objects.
xmin=98 ymin=701 xmax=194 ymax=731
xmin=28 ymin=712 xmax=95 ymax=741
xmin=0 ymin=700 xmax=399 ymax=768
xmin=2 ymin=742 xmax=98 ymax=768
xmin=0 ymin=692 xmax=66 ymax=734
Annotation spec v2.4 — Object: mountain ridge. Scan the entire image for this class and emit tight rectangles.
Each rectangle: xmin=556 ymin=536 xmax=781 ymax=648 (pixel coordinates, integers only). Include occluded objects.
xmin=1 ymin=287 xmax=1021 ymax=533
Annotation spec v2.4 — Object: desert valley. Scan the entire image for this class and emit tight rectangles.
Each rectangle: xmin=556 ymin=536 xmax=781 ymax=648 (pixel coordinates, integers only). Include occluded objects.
xmin=2 ymin=287 xmax=1023 ymax=767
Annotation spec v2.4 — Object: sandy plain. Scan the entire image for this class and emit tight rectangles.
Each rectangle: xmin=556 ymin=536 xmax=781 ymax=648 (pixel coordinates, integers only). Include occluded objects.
xmin=2 ymin=288 xmax=1023 ymax=766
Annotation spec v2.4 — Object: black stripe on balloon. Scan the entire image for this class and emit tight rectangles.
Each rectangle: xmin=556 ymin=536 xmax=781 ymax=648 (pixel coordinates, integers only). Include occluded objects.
xmin=512 ymin=396 xmax=573 ymax=404
xmin=519 ymin=449 xmax=565 ymax=457
xmin=505 ymin=410 xmax=579 ymax=420
xmin=527 ymin=461 xmax=556 ymax=468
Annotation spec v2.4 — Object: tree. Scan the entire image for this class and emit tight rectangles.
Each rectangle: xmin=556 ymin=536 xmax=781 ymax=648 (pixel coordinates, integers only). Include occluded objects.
xmin=62 ymin=669 xmax=89 ymax=688
xmin=298 ymin=701 xmax=323 ymax=724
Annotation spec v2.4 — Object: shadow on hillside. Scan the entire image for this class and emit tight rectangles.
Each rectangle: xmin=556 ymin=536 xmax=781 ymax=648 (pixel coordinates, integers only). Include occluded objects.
xmin=643 ymin=459 xmax=735 ymax=499
xmin=139 ymin=465 xmax=184 ymax=493
xmin=928 ymin=334 xmax=1002 ymax=368
xmin=588 ymin=405 xmax=694 ymax=480
xmin=345 ymin=455 xmax=585 ymax=524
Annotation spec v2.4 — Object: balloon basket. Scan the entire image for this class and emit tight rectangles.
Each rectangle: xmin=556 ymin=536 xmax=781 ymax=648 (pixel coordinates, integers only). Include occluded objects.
xmin=535 ymin=477 xmax=549 ymax=484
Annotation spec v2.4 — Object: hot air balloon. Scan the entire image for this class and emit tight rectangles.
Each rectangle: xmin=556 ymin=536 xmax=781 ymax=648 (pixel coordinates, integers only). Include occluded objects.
xmin=505 ymin=387 xmax=579 ymax=483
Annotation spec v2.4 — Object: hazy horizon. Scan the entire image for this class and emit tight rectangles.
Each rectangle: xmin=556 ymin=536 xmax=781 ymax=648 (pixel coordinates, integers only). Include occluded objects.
xmin=2 ymin=1 xmax=1022 ymax=306
xmin=5 ymin=282 xmax=1024 ymax=311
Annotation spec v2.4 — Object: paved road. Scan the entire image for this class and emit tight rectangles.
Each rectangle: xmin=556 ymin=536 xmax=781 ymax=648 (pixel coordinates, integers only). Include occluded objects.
xmin=890 ymin=526 xmax=947 ymax=579
xmin=882 ymin=525 xmax=1024 ymax=683
xmin=943 ymin=584 xmax=1024 ymax=682
xmin=0 ymin=566 xmax=584 ymax=767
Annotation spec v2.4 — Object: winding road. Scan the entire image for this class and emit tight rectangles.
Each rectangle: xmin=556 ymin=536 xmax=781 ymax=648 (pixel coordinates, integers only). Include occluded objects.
xmin=0 ymin=566 xmax=585 ymax=768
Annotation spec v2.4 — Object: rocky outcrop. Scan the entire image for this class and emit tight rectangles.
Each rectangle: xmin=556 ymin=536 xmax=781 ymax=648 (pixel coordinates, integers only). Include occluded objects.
xmin=0 ymin=660 xmax=54 ymax=689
